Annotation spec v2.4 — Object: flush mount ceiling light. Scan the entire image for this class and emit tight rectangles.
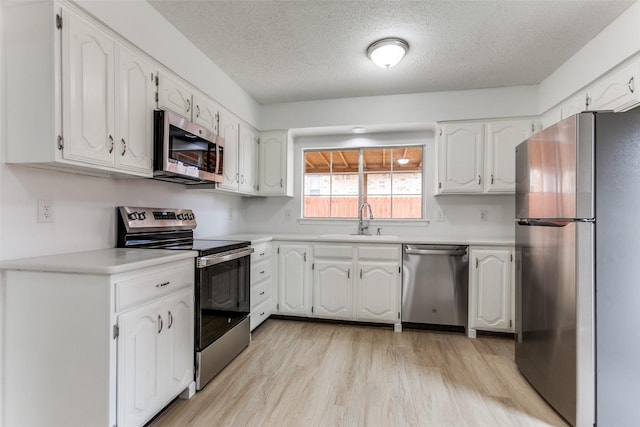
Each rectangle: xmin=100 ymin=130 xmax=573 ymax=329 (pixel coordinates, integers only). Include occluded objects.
xmin=351 ymin=127 xmax=366 ymax=134
xmin=397 ymin=158 xmax=410 ymax=165
xmin=367 ymin=38 xmax=409 ymax=68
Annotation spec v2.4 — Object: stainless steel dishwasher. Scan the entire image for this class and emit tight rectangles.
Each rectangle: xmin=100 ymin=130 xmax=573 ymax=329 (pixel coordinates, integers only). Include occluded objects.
xmin=402 ymin=244 xmax=469 ymax=328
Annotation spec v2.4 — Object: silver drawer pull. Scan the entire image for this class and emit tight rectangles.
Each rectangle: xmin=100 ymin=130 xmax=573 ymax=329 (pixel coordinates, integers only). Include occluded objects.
xmin=168 ymin=311 xmax=173 ymax=329
xmin=260 ymin=312 xmax=265 ymax=316
xmin=259 ymin=252 xmax=265 ymax=256
xmin=157 ymin=315 xmax=163 ymax=334
xmin=155 ymin=281 xmax=170 ymax=288
xmin=259 ymin=291 xmax=265 ymax=296
xmin=260 ymin=270 xmax=265 ymax=274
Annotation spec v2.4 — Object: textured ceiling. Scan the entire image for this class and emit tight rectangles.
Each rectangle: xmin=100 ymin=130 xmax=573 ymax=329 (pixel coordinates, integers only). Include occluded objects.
xmin=147 ymin=0 xmax=635 ymax=105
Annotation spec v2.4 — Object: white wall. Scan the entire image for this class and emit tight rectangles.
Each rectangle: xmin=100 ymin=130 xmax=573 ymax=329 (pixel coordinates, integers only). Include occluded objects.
xmin=261 ymin=85 xmax=539 ymax=130
xmin=539 ymin=0 xmax=640 ymax=112
xmin=243 ymin=130 xmax=515 ymax=242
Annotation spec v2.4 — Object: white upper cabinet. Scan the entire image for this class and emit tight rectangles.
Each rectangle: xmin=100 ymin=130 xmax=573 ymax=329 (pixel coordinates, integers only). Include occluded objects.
xmin=437 ymin=119 xmax=535 ymax=194
xmin=238 ymin=123 xmax=257 ymax=194
xmin=258 ymin=130 xmax=293 ymax=196
xmin=587 ymin=59 xmax=640 ymax=112
xmin=115 ymin=45 xmax=155 ymax=174
xmin=217 ymin=108 xmax=241 ymax=192
xmin=437 ymin=123 xmax=484 ymax=194
xmin=157 ymin=71 xmax=193 ymax=120
xmin=484 ymin=120 xmax=533 ymax=193
xmin=63 ymin=9 xmax=116 ymax=168
xmin=5 ymin=4 xmax=154 ymax=177
xmin=192 ymin=93 xmax=220 ymax=133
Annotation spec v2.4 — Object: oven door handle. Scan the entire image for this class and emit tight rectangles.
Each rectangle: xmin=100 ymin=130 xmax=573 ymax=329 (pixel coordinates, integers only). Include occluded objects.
xmin=197 ymin=247 xmax=254 ymax=268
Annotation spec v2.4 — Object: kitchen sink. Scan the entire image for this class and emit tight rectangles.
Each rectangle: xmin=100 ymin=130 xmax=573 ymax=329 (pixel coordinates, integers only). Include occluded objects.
xmin=318 ymin=234 xmax=399 ymax=240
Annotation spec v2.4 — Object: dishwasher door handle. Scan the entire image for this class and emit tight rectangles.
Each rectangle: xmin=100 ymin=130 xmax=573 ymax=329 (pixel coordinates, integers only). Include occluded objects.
xmin=404 ymin=247 xmax=467 ymax=256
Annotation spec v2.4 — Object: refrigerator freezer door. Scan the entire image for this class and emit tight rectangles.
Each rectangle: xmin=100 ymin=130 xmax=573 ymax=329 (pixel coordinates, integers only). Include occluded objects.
xmin=515 ymin=220 xmax=594 ymax=427
xmin=515 ymin=114 xmax=594 ymax=220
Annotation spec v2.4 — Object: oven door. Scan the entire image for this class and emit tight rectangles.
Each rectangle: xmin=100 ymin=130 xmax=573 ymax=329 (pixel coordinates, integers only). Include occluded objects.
xmin=195 ymin=252 xmax=250 ymax=351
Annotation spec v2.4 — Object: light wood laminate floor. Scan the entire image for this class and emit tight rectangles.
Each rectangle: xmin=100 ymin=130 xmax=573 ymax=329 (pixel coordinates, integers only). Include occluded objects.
xmin=149 ymin=319 xmax=568 ymax=427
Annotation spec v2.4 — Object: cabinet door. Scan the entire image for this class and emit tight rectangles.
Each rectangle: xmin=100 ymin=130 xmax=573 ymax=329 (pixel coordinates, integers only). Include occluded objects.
xmin=192 ymin=93 xmax=219 ymax=133
xmin=588 ymin=60 xmax=640 ymax=112
xmin=162 ymin=289 xmax=194 ymax=402
xmin=561 ymin=92 xmax=588 ymax=119
xmin=62 ymin=10 xmax=115 ymax=167
xmin=313 ymin=259 xmax=353 ymax=320
xmin=437 ymin=123 xmax=484 ymax=193
xmin=484 ymin=120 xmax=532 ymax=193
xmin=356 ymin=261 xmax=400 ymax=323
xmin=115 ymin=45 xmax=155 ymax=176
xmin=469 ymin=248 xmax=513 ymax=333
xmin=217 ymin=108 xmax=240 ymax=192
xmin=258 ymin=130 xmax=290 ymax=195
xmin=117 ymin=300 xmax=163 ymax=427
xmin=239 ymin=123 xmax=257 ymax=194
xmin=157 ymin=71 xmax=192 ymax=118
xmin=277 ymin=244 xmax=311 ymax=315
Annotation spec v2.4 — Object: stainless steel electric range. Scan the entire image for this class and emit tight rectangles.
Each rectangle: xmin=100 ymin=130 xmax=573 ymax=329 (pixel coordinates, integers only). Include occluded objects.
xmin=117 ymin=206 xmax=253 ymax=390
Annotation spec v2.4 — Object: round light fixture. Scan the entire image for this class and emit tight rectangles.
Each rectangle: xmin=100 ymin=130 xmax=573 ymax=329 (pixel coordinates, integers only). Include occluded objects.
xmin=397 ymin=158 xmax=410 ymax=165
xmin=367 ymin=38 xmax=409 ymax=68
xmin=351 ymin=127 xmax=366 ymax=134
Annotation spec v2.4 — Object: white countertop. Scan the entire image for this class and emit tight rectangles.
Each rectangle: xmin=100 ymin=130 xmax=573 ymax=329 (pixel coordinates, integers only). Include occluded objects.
xmin=209 ymin=233 xmax=513 ymax=246
xmin=0 ymin=248 xmax=198 ymax=275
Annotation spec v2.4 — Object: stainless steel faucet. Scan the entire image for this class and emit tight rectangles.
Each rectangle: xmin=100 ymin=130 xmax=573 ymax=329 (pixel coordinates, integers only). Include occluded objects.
xmin=358 ymin=202 xmax=374 ymax=235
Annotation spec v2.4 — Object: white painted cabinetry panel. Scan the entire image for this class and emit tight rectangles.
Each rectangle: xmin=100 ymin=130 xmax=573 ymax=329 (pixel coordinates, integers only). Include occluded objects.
xmin=313 ymin=259 xmax=354 ymax=319
xmin=250 ymin=242 xmax=274 ymax=330
xmin=437 ymin=123 xmax=484 ymax=194
xmin=258 ymin=130 xmax=293 ymax=196
xmin=484 ymin=120 xmax=532 ymax=193
xmin=588 ymin=59 xmax=640 ymax=112
xmin=277 ymin=243 xmax=312 ymax=316
xmin=468 ymin=247 xmax=514 ymax=338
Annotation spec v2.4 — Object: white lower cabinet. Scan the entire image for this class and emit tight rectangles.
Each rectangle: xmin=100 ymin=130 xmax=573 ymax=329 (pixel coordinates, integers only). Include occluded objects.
xmin=468 ymin=247 xmax=514 ymax=338
xmin=276 ymin=242 xmax=312 ymax=316
xmin=308 ymin=243 xmax=401 ymax=325
xmin=1 ymin=256 xmax=195 ymax=427
xmin=250 ymin=241 xmax=274 ymax=330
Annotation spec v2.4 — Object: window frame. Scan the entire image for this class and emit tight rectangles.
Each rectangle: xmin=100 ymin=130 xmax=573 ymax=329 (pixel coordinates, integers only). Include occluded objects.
xmin=301 ymin=144 xmax=426 ymax=221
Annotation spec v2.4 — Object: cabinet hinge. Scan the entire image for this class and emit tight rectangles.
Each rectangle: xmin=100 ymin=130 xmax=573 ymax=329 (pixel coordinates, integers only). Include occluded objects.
xmin=55 ymin=14 xmax=62 ymax=29
xmin=256 ymin=184 xmax=260 ymax=191
xmin=438 ymin=182 xmax=442 ymax=189
xmin=277 ymin=247 xmax=280 ymax=255
xmin=439 ymin=129 xmax=442 ymax=136
xmin=585 ymin=94 xmax=591 ymax=109
xmin=510 ymin=253 xmax=513 ymax=262
xmin=510 ymin=320 xmax=512 ymax=328
xmin=531 ymin=123 xmax=535 ymax=132
xmin=155 ymin=91 xmax=159 ymax=103
xmin=113 ymin=324 xmax=119 ymax=339
xmin=398 ymin=266 xmax=401 ymax=274
xmin=398 ymin=312 xmax=401 ymax=320
xmin=311 ymin=307 xmax=314 ymax=314
xmin=155 ymin=75 xmax=159 ymax=87
xmin=57 ymin=135 xmax=64 ymax=150
xmin=277 ymin=303 xmax=279 ymax=310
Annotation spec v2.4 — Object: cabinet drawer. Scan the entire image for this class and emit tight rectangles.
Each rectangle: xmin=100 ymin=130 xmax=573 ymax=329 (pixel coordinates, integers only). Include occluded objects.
xmin=251 ymin=280 xmax=271 ymax=308
xmin=357 ymin=245 xmax=401 ymax=261
xmin=251 ymin=260 xmax=272 ymax=284
xmin=313 ymin=244 xmax=353 ymax=258
xmin=250 ymin=298 xmax=272 ymax=331
xmin=251 ymin=242 xmax=272 ymax=262
xmin=115 ymin=260 xmax=194 ymax=312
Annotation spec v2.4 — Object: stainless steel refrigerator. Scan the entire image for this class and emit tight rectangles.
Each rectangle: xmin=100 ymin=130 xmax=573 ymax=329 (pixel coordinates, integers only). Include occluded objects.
xmin=515 ymin=108 xmax=640 ymax=427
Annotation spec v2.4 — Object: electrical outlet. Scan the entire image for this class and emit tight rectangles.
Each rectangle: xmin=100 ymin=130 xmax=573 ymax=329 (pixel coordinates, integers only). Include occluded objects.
xmin=436 ymin=208 xmax=445 ymax=222
xmin=480 ymin=209 xmax=488 ymax=221
xmin=38 ymin=200 xmax=54 ymax=223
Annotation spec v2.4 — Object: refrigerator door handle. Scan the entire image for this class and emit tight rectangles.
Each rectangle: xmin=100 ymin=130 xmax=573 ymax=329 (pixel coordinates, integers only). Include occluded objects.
xmin=517 ymin=219 xmax=570 ymax=227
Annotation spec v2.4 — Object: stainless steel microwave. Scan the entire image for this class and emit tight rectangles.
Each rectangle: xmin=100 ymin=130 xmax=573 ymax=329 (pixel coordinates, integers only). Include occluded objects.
xmin=153 ymin=110 xmax=224 ymax=184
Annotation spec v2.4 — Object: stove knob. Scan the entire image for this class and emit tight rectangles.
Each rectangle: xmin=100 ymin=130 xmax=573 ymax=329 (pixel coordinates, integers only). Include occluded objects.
xmin=127 ymin=212 xmax=138 ymax=220
xmin=138 ymin=212 xmax=146 ymax=221
xmin=177 ymin=213 xmax=184 ymax=220
xmin=189 ymin=213 xmax=195 ymax=220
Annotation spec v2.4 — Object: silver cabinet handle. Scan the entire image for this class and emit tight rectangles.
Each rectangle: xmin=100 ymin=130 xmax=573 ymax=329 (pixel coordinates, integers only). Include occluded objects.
xmin=121 ymin=138 xmax=126 ymax=156
xmin=235 ymin=173 xmax=240 ymax=183
xmin=259 ymin=291 xmax=265 ymax=296
xmin=490 ymin=174 xmax=494 ymax=184
xmin=304 ymin=252 xmax=307 ymax=262
xmin=167 ymin=311 xmax=173 ymax=329
xmin=155 ymin=281 xmax=170 ymax=288
xmin=260 ymin=270 xmax=265 ymax=274
xmin=360 ymin=269 xmax=363 ymax=279
xmin=186 ymin=99 xmax=191 ymax=113
xmin=259 ymin=252 xmax=265 ymax=256
xmin=477 ymin=175 xmax=481 ymax=185
xmin=196 ymin=105 xmax=200 ymax=118
xmin=347 ymin=269 xmax=350 ymax=279
xmin=280 ymin=178 xmax=283 ymax=188
xmin=629 ymin=76 xmax=635 ymax=94
xmin=108 ymin=135 xmax=114 ymax=153
xmin=157 ymin=315 xmax=163 ymax=334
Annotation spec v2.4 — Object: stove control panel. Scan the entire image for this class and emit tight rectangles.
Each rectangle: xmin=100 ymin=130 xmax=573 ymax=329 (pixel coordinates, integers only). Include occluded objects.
xmin=118 ymin=206 xmax=197 ymax=232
